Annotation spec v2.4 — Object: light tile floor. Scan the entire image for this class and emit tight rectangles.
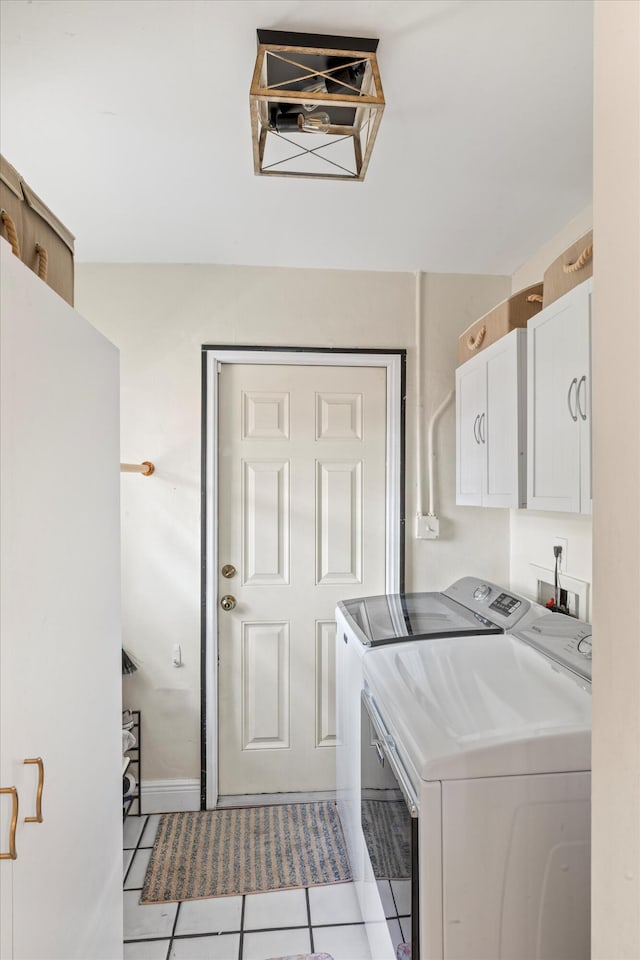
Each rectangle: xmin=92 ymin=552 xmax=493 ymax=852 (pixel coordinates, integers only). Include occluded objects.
xmin=123 ymin=813 xmax=407 ymax=960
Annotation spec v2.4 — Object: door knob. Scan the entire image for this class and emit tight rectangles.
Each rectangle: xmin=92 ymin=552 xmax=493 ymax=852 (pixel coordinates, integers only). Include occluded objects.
xmin=220 ymin=595 xmax=237 ymax=611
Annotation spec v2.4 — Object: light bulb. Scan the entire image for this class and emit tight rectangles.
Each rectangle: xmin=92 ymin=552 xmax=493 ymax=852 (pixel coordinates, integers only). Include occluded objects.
xmin=270 ymin=111 xmax=332 ymax=135
xmin=299 ymin=112 xmax=331 ymax=134
xmin=301 ymin=78 xmax=327 ymax=112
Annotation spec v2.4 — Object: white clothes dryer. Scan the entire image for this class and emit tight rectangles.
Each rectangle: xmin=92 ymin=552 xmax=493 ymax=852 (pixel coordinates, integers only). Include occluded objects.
xmin=335 ymin=577 xmax=544 ymax=952
xmin=360 ymin=611 xmax=592 ymax=960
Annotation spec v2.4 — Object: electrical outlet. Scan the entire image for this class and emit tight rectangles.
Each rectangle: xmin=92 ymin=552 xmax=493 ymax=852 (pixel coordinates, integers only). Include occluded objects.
xmin=537 ymin=577 xmax=580 ymax=616
xmin=552 ymin=537 xmax=568 ymax=570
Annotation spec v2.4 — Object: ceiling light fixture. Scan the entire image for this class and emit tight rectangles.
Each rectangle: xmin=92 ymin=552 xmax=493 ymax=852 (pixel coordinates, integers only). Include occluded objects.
xmin=250 ymin=29 xmax=385 ymax=182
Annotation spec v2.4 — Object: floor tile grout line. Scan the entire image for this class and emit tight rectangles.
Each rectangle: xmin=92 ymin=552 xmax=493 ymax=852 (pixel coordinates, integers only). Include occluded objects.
xmin=312 ymin=919 xmax=367 ymax=929
xmin=124 ymin=936 xmax=172 ymax=944
xmin=123 ymin=813 xmax=149 ymax=851
xmin=123 ymin=917 xmax=369 ymax=946
xmin=238 ymin=894 xmax=246 ymax=960
xmin=124 ymin=917 xmax=368 ymax=940
xmin=123 ymin=850 xmax=153 ymax=893
xmin=157 ymin=929 xmax=243 ymax=941
xmin=305 ymin=887 xmax=315 ymax=953
xmin=123 ymin=815 xmax=149 ymax=888
xmin=165 ymin=900 xmax=182 ymax=960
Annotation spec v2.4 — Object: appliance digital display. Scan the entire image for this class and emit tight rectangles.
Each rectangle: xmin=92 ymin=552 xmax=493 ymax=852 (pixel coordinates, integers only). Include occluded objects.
xmin=489 ymin=592 xmax=522 ymax=617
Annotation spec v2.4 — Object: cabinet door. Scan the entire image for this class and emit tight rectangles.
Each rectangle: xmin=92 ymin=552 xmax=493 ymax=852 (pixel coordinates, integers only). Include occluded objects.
xmin=484 ymin=332 xmax=526 ymax=508
xmin=0 ymin=245 xmax=122 ymax=959
xmin=527 ymin=289 xmax=584 ymax=512
xmin=456 ymin=357 xmax=485 ymax=505
xmin=577 ymin=285 xmax=592 ymax=514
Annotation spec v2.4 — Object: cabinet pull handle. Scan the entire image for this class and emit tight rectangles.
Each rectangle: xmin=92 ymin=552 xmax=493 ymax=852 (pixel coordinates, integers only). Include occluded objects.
xmin=567 ymin=378 xmax=578 ymax=422
xmin=576 ymin=375 xmax=588 ymax=421
xmin=473 ymin=414 xmax=480 ymax=444
xmin=23 ymin=758 xmax=44 ymax=823
xmin=0 ymin=786 xmax=19 ymax=859
xmin=479 ymin=412 xmax=486 ymax=444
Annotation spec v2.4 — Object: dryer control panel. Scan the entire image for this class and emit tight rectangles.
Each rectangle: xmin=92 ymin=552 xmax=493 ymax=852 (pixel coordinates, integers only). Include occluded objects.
xmin=444 ymin=577 xmax=535 ymax=630
xmin=513 ymin=612 xmax=593 ymax=682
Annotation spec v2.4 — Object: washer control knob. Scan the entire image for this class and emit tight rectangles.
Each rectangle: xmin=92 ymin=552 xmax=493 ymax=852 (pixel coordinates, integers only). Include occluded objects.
xmin=473 ymin=584 xmax=491 ymax=601
xmin=577 ymin=636 xmax=592 ymax=658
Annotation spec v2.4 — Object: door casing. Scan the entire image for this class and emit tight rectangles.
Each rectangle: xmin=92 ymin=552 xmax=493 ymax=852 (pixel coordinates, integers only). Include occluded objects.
xmin=202 ymin=346 xmax=405 ymax=809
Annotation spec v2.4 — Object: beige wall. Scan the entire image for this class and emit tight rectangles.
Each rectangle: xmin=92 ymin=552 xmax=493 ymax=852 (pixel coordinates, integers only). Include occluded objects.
xmin=409 ymin=272 xmax=512 ymax=591
xmin=592 ymin=2 xmax=640 ymax=956
xmin=76 ymin=263 xmax=510 ymax=783
xmin=509 ymin=207 xmax=594 ymax=609
xmin=511 ymin=206 xmax=593 ymax=291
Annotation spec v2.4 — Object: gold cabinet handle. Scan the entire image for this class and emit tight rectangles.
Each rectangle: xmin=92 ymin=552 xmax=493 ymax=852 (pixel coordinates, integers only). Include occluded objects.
xmin=24 ymin=758 xmax=44 ymax=823
xmin=0 ymin=786 xmax=19 ymax=859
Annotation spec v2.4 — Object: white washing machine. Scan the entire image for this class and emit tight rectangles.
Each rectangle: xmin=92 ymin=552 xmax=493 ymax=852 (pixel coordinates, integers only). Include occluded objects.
xmin=360 ymin=611 xmax=592 ymax=960
xmin=335 ymin=577 xmax=544 ymax=954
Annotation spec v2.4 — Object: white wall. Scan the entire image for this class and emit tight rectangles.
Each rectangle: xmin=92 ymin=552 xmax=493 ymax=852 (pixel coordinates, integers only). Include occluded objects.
xmin=592 ymin=1 xmax=640 ymax=955
xmin=76 ymin=264 xmax=510 ymax=785
xmin=509 ymin=207 xmax=594 ymax=608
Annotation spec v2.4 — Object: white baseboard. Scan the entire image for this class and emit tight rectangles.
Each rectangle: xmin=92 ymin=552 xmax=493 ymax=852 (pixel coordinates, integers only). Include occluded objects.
xmin=140 ymin=783 xmax=336 ymax=814
xmin=141 ymin=779 xmax=200 ymax=814
xmin=216 ymin=790 xmax=337 ymax=808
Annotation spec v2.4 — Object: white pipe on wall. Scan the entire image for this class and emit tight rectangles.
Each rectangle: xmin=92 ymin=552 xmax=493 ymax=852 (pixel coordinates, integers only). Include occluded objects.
xmin=415 ymin=270 xmax=455 ymax=530
xmin=415 ymin=271 xmax=426 ymax=516
xmin=426 ymin=389 xmax=455 ymax=517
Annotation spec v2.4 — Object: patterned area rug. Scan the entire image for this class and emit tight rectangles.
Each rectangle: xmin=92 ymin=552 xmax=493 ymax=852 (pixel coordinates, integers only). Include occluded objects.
xmin=141 ymin=801 xmax=352 ymax=903
xmin=360 ymin=799 xmax=411 ymax=880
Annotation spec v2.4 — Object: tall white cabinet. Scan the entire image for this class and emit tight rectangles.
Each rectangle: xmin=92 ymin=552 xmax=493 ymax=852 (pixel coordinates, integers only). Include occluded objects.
xmin=456 ymin=328 xmax=527 ymax=508
xmin=527 ymin=280 xmax=592 ymax=514
xmin=0 ymin=241 xmax=123 ymax=959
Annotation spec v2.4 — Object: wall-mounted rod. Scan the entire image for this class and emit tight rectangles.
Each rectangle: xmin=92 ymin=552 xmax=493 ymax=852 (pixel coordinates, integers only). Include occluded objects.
xmin=120 ymin=461 xmax=155 ymax=476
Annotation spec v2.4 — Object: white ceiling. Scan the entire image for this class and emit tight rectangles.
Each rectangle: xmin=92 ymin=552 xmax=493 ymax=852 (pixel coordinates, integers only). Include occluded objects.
xmin=0 ymin=0 xmax=593 ymax=275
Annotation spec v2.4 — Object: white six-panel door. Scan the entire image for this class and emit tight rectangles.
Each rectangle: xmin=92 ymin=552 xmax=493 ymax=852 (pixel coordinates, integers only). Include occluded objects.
xmin=216 ymin=363 xmax=387 ymax=795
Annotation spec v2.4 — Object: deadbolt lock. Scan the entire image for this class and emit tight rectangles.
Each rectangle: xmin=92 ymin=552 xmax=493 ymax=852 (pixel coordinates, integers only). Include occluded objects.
xmin=221 ymin=564 xmax=237 ymax=579
xmin=220 ymin=595 xmax=236 ymax=611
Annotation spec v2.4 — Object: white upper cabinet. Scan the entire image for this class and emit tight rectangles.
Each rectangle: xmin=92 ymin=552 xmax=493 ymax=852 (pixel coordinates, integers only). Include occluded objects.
xmin=456 ymin=328 xmax=527 ymax=508
xmin=527 ymin=280 xmax=592 ymax=514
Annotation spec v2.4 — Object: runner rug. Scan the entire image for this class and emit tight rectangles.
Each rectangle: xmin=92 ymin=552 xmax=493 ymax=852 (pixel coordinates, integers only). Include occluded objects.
xmin=140 ymin=801 xmax=352 ymax=903
xmin=360 ymin=798 xmax=411 ymax=880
